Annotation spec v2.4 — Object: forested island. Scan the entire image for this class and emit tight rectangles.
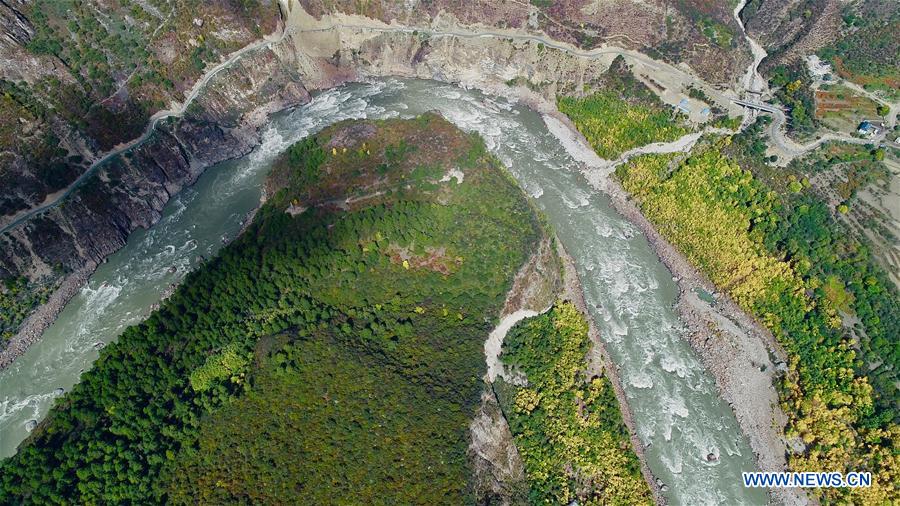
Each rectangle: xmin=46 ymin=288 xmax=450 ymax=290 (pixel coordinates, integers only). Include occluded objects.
xmin=0 ymin=114 xmax=649 ymax=504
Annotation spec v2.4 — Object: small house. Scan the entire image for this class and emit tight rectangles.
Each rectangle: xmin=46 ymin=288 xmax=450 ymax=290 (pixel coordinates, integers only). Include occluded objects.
xmin=857 ymin=121 xmax=880 ymax=137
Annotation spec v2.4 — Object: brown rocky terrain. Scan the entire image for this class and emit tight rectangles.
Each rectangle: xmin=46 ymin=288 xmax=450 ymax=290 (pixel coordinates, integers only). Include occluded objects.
xmin=0 ymin=47 xmax=309 ymax=366
xmin=296 ymin=0 xmax=752 ymax=87
xmin=741 ymin=0 xmax=844 ymax=71
xmin=0 ymin=0 xmax=315 ymax=347
xmin=0 ymin=1 xmax=281 ymax=223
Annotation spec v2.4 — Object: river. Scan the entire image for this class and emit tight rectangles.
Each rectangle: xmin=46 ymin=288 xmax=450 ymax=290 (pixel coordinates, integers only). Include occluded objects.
xmin=0 ymin=79 xmax=765 ymax=505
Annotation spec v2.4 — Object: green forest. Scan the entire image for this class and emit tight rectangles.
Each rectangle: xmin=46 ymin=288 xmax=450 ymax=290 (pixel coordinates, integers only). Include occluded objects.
xmin=614 ymin=135 xmax=898 ymax=504
xmin=768 ymin=63 xmax=818 ymax=137
xmin=724 ymin=122 xmax=900 ymax=409
xmin=495 ymin=302 xmax=652 ymax=505
xmin=0 ymin=114 xmax=547 ymax=504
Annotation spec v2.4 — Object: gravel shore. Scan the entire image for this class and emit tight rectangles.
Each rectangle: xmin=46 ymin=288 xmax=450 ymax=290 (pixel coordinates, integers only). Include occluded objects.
xmin=0 ymin=262 xmax=97 ymax=370
xmin=599 ymin=177 xmax=806 ymax=506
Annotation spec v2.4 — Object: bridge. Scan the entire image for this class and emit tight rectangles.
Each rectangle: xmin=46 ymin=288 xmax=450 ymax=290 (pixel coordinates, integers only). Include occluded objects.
xmin=732 ymin=99 xmax=783 ymax=115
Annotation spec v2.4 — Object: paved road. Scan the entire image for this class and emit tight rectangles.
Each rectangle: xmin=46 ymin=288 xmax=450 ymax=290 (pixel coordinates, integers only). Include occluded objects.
xmin=733 ymin=99 xmax=781 ymax=114
xmin=734 ymin=98 xmax=889 ymax=160
xmin=296 ymin=21 xmax=741 ymax=109
xmin=303 ymin=19 xmax=873 ymax=164
xmin=301 ymin=18 xmax=886 ymax=165
xmin=763 ymin=103 xmax=887 ymax=159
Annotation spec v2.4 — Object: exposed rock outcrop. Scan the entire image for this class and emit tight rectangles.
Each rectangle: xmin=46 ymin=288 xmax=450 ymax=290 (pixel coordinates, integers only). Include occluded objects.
xmin=0 ymin=1 xmax=33 ymax=46
xmin=296 ymin=0 xmax=752 ymax=87
xmin=0 ymin=42 xmax=310 ymax=368
xmin=468 ymin=388 xmax=528 ymax=506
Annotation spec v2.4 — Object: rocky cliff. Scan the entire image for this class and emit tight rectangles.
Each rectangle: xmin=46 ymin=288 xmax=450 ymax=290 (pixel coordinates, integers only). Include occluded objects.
xmin=296 ymin=0 xmax=752 ymax=87
xmin=740 ymin=0 xmax=844 ymax=71
xmin=0 ymin=1 xmax=281 ymax=224
xmin=0 ymin=4 xmax=310 ymax=364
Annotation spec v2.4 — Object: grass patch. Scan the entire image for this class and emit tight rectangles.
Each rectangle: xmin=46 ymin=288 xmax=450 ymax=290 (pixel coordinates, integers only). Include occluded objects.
xmin=558 ymin=56 xmax=690 ymax=159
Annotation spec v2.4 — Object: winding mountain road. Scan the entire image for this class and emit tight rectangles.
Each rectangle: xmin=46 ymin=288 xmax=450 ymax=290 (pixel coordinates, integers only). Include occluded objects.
xmin=297 ymin=21 xmax=741 ymax=111
xmin=3 ymin=3 xmax=891 ymax=235
xmin=0 ymin=17 xmax=291 ymax=235
xmin=299 ymin=16 xmax=890 ymax=164
xmin=0 ymin=14 xmax=738 ymax=236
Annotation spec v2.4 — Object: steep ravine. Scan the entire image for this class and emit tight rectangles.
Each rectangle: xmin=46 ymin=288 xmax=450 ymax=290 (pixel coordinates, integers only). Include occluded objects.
xmin=734 ymin=0 xmax=770 ymax=99
xmin=2 ymin=1 xmax=756 ymax=370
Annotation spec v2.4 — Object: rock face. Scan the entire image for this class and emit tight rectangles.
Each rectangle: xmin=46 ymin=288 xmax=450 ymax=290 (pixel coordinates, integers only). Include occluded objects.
xmin=0 ymin=31 xmax=310 ymax=366
xmin=0 ymin=1 xmax=33 ymax=46
xmin=0 ymin=1 xmax=281 ymax=225
xmin=468 ymin=389 xmax=528 ymax=505
xmin=0 ymin=1 xmax=308 ymax=361
xmin=296 ymin=0 xmax=752 ymax=87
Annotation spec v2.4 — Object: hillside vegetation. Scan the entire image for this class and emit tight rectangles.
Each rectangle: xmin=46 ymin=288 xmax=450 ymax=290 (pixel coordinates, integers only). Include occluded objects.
xmin=558 ymin=56 xmax=690 ymax=160
xmin=724 ymin=121 xmax=899 ymax=403
xmin=615 ymin=137 xmax=898 ymax=504
xmin=0 ymin=114 xmax=546 ymax=504
xmin=818 ymin=0 xmax=900 ymax=99
xmin=769 ymin=63 xmax=818 ymax=138
xmin=0 ymin=0 xmax=277 ymax=217
xmin=496 ymin=302 xmax=652 ymax=505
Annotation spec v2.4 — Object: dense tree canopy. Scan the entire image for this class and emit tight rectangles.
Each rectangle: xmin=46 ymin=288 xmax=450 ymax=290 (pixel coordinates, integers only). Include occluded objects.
xmin=497 ymin=302 xmax=652 ymax=505
xmin=0 ymin=114 xmax=546 ymax=504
